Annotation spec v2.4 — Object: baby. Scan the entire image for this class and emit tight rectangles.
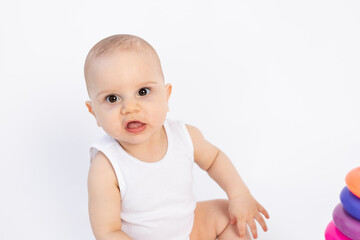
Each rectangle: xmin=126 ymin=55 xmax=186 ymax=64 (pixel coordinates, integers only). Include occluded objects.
xmin=84 ymin=34 xmax=269 ymax=240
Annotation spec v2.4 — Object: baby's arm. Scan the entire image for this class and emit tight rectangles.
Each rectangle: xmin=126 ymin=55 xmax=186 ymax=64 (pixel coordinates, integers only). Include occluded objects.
xmin=186 ymin=124 xmax=250 ymax=197
xmin=186 ymin=124 xmax=269 ymax=239
xmin=88 ymin=151 xmax=132 ymax=240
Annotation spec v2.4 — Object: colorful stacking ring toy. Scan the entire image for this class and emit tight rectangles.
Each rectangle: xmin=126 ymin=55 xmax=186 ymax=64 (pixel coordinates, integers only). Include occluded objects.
xmin=333 ymin=203 xmax=360 ymax=240
xmin=345 ymin=167 xmax=360 ymax=198
xmin=325 ymin=221 xmax=351 ymax=240
xmin=340 ymin=186 xmax=360 ymax=221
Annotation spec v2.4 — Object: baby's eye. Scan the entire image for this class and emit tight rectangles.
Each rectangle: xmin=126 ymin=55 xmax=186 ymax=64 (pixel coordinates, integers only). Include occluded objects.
xmin=138 ymin=87 xmax=151 ymax=96
xmin=105 ymin=94 xmax=120 ymax=103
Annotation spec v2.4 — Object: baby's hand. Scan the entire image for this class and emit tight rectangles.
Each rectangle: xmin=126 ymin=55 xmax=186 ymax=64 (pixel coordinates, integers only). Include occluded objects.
xmin=228 ymin=192 xmax=269 ymax=239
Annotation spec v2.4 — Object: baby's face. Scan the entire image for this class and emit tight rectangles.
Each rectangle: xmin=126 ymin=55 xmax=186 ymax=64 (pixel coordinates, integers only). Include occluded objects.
xmin=86 ymin=49 xmax=172 ymax=146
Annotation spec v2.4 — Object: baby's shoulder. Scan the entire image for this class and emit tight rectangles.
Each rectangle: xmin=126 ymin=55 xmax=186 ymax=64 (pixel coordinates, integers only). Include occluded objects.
xmin=88 ymin=151 xmax=119 ymax=189
xmin=166 ymin=118 xmax=194 ymax=133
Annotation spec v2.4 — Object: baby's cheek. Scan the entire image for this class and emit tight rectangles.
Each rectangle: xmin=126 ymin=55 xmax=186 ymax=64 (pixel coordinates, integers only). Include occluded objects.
xmin=151 ymin=102 xmax=168 ymax=114
xmin=99 ymin=110 xmax=117 ymax=126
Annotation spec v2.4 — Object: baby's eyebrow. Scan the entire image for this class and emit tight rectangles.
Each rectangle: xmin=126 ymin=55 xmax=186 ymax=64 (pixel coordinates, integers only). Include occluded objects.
xmin=96 ymin=81 xmax=159 ymax=98
xmin=136 ymin=81 xmax=158 ymax=87
xmin=96 ymin=90 xmax=112 ymax=98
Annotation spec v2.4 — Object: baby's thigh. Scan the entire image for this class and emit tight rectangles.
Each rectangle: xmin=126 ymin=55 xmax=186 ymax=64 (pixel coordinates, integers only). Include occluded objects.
xmin=190 ymin=199 xmax=230 ymax=240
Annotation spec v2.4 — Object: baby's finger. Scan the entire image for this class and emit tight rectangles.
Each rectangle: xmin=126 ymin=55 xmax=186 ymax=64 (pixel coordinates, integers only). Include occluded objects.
xmin=258 ymin=205 xmax=270 ymax=219
xmin=236 ymin=219 xmax=247 ymax=238
xmin=248 ymin=218 xmax=258 ymax=239
xmin=255 ymin=213 xmax=268 ymax=232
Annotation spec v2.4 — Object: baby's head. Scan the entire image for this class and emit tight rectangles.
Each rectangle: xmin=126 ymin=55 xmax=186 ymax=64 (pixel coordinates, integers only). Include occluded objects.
xmin=84 ymin=34 xmax=172 ymax=146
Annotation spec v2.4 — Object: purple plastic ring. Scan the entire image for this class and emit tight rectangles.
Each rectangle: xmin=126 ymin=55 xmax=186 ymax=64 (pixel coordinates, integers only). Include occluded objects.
xmin=333 ymin=203 xmax=360 ymax=240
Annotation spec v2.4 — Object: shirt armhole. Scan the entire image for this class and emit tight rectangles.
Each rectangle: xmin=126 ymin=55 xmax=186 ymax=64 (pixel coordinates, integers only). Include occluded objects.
xmin=178 ymin=120 xmax=194 ymax=160
xmin=89 ymin=146 xmax=127 ymax=199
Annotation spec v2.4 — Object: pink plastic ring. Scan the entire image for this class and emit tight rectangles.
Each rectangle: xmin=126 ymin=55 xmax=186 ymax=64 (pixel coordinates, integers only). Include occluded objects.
xmin=325 ymin=221 xmax=351 ymax=240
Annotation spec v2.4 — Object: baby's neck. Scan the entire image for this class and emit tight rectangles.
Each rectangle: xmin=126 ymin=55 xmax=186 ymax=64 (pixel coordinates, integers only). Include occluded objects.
xmin=120 ymin=126 xmax=168 ymax=163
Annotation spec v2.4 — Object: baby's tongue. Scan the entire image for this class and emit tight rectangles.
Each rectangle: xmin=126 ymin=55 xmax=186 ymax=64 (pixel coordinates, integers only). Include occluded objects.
xmin=128 ymin=122 xmax=144 ymax=129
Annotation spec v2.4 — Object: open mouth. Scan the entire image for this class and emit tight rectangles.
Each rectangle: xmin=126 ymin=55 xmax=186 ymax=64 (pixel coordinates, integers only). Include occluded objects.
xmin=125 ymin=121 xmax=146 ymax=133
xmin=127 ymin=121 xmax=145 ymax=129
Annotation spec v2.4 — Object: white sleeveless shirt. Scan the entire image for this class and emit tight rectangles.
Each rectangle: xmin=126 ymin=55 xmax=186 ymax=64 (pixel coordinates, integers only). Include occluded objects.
xmin=89 ymin=118 xmax=196 ymax=240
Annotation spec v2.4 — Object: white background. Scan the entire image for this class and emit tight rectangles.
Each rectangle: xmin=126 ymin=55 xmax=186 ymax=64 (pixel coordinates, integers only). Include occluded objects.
xmin=0 ymin=0 xmax=359 ymax=239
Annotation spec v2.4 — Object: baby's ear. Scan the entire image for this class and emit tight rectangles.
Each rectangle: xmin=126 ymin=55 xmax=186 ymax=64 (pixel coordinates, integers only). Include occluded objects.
xmin=85 ymin=101 xmax=101 ymax=127
xmin=165 ymin=83 xmax=172 ymax=101
xmin=85 ymin=101 xmax=95 ymax=117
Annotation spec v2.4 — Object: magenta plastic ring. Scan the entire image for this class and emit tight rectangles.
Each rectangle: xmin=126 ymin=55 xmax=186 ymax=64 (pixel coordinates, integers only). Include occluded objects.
xmin=325 ymin=221 xmax=351 ymax=240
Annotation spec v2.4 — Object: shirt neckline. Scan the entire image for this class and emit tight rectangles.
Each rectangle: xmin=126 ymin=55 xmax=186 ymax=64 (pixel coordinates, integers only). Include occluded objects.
xmin=114 ymin=119 xmax=172 ymax=166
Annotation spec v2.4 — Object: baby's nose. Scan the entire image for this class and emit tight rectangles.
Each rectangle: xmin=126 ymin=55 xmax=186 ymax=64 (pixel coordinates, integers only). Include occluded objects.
xmin=121 ymin=100 xmax=141 ymax=115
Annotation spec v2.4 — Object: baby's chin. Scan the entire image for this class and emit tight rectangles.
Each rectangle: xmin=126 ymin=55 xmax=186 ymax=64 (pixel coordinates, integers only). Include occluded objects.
xmin=114 ymin=133 xmax=151 ymax=146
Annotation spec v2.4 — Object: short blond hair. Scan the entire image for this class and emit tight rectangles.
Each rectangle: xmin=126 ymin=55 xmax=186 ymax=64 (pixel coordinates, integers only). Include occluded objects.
xmin=84 ymin=34 xmax=164 ymax=98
